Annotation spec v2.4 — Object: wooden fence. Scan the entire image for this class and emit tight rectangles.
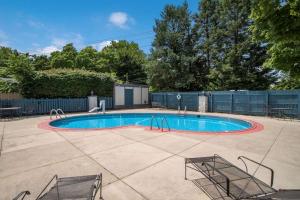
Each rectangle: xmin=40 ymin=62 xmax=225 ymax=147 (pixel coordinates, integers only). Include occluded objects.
xmin=151 ymin=90 xmax=300 ymax=118
xmin=0 ymin=97 xmax=113 ymax=115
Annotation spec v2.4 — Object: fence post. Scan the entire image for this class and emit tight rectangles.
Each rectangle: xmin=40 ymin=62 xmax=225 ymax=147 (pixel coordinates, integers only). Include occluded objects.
xmin=230 ymin=94 xmax=233 ymax=113
xmin=248 ymin=93 xmax=251 ymax=115
xmin=298 ymin=92 xmax=300 ymax=119
xmin=210 ymin=93 xmax=213 ymax=112
xmin=165 ymin=93 xmax=168 ymax=108
xmin=265 ymin=92 xmax=269 ymax=116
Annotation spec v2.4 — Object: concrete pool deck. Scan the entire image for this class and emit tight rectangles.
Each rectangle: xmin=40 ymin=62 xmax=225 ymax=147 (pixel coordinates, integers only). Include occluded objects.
xmin=0 ymin=109 xmax=300 ymax=199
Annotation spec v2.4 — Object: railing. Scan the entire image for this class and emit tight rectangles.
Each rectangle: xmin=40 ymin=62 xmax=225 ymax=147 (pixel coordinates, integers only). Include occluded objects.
xmin=50 ymin=109 xmax=58 ymax=120
xmin=161 ymin=116 xmax=170 ymax=132
xmin=238 ymin=156 xmax=274 ymax=187
xmin=56 ymin=108 xmax=66 ymax=118
xmin=50 ymin=108 xmax=67 ymax=120
xmin=150 ymin=115 xmax=160 ymax=130
xmin=150 ymin=115 xmax=171 ymax=132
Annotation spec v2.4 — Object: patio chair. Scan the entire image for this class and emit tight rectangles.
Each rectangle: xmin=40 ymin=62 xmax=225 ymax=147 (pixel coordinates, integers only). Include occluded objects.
xmin=184 ymin=154 xmax=300 ymax=200
xmin=13 ymin=173 xmax=103 ymax=200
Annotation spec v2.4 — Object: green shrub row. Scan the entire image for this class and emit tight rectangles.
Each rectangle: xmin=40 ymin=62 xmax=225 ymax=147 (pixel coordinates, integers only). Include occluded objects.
xmin=0 ymin=79 xmax=19 ymax=93
xmin=21 ymin=69 xmax=114 ymax=98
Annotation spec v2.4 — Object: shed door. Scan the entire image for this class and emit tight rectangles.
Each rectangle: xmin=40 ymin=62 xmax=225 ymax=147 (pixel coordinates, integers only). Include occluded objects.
xmin=125 ymin=89 xmax=133 ymax=107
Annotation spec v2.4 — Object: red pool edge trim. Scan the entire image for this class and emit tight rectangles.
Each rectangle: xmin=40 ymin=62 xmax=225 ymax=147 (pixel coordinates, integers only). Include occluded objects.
xmin=38 ymin=117 xmax=264 ymax=135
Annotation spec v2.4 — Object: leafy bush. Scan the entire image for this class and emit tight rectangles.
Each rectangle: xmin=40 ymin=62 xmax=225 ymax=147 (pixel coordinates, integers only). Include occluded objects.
xmin=22 ymin=69 xmax=114 ymax=98
xmin=0 ymin=79 xmax=19 ymax=93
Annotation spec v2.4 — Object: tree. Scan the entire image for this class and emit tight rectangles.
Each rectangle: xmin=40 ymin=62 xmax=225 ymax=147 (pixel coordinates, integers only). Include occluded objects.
xmin=250 ymin=0 xmax=300 ymax=77
xmin=7 ymin=54 xmax=36 ymax=97
xmin=75 ymin=46 xmax=100 ymax=71
xmin=0 ymin=47 xmax=19 ymax=77
xmin=31 ymin=55 xmax=50 ymax=70
xmin=273 ymin=75 xmax=300 ymax=90
xmin=148 ymin=2 xmax=207 ymax=91
xmin=100 ymin=40 xmax=147 ymax=84
xmin=202 ymin=0 xmax=276 ymax=90
xmin=194 ymin=0 xmax=219 ymax=70
xmin=50 ymin=43 xmax=77 ymax=68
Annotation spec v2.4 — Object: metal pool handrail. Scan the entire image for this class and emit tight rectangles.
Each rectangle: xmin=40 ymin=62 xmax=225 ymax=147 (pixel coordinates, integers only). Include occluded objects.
xmin=161 ymin=116 xmax=170 ymax=132
xmin=50 ymin=109 xmax=67 ymax=120
xmin=150 ymin=115 xmax=160 ymax=130
xmin=57 ymin=108 xmax=66 ymax=118
xmin=50 ymin=109 xmax=59 ymax=120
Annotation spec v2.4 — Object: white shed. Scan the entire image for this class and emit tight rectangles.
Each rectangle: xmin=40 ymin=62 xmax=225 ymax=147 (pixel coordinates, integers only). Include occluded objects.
xmin=114 ymin=83 xmax=149 ymax=108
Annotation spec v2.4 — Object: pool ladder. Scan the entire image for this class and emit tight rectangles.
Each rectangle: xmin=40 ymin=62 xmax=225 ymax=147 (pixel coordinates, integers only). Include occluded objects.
xmin=177 ymin=106 xmax=187 ymax=115
xmin=50 ymin=109 xmax=67 ymax=120
xmin=150 ymin=115 xmax=170 ymax=132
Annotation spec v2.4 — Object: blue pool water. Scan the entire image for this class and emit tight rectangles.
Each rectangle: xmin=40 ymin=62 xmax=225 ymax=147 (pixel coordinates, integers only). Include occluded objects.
xmin=50 ymin=113 xmax=252 ymax=132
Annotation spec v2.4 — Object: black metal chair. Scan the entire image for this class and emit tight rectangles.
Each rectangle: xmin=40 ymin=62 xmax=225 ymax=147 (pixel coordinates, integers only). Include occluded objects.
xmin=185 ymin=154 xmax=300 ymax=200
xmin=13 ymin=173 xmax=103 ymax=200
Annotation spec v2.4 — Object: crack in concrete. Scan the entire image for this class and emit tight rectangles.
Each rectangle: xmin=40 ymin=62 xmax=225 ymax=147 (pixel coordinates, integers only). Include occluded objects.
xmin=0 ymin=122 xmax=6 ymax=157
xmin=55 ymin=130 xmax=150 ymax=200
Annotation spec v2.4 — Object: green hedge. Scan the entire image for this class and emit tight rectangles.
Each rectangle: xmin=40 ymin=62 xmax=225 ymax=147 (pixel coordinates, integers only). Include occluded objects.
xmin=22 ymin=69 xmax=114 ymax=98
xmin=0 ymin=79 xmax=19 ymax=93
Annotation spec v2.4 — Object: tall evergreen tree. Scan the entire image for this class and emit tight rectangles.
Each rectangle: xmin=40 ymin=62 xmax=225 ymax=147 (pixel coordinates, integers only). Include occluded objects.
xmin=194 ymin=0 xmax=219 ymax=69
xmin=147 ymin=2 xmax=207 ymax=91
xmin=202 ymin=0 xmax=275 ymax=90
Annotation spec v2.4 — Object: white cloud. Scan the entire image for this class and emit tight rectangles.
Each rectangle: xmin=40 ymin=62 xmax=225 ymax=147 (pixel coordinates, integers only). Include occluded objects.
xmin=34 ymin=33 xmax=84 ymax=55
xmin=109 ymin=12 xmax=129 ymax=28
xmin=0 ymin=30 xmax=9 ymax=46
xmin=52 ymin=38 xmax=67 ymax=47
xmin=35 ymin=45 xmax=60 ymax=55
xmin=34 ymin=38 xmax=66 ymax=55
xmin=92 ymin=40 xmax=118 ymax=51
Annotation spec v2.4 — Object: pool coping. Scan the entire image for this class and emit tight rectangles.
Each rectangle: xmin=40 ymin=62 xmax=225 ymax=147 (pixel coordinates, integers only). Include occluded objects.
xmin=38 ymin=112 xmax=264 ymax=135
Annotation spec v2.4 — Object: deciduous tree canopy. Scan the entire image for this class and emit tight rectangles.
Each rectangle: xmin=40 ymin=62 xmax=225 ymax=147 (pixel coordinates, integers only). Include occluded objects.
xmin=0 ymin=0 xmax=299 ymax=95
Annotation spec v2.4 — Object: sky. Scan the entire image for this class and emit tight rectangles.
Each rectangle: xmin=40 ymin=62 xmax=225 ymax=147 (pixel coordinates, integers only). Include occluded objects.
xmin=0 ymin=0 xmax=198 ymax=55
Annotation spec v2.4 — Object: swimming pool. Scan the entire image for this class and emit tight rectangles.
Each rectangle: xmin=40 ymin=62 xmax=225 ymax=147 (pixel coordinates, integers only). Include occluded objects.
xmin=49 ymin=113 xmax=257 ymax=133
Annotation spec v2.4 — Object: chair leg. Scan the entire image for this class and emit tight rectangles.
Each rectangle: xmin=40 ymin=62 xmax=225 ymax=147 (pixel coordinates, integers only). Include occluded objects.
xmin=99 ymin=174 xmax=103 ymax=200
xmin=184 ymin=159 xmax=187 ymax=180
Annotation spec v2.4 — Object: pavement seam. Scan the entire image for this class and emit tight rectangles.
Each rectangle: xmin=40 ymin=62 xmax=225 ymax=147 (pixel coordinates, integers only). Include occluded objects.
xmin=111 ymin=135 xmax=217 ymax=179
xmin=111 ymin=129 xmax=168 ymax=142
xmin=110 ymin=128 xmax=212 ymax=157
xmin=80 ymin=140 xmax=137 ymax=156
xmin=0 ymin=155 xmax=85 ymax=179
xmin=0 ymin=140 xmax=70 ymax=155
xmin=55 ymin=130 xmax=151 ymax=200
xmin=262 ymin=125 xmax=286 ymax=163
xmin=3 ymin=131 xmax=51 ymax=139
xmin=56 ymin=128 xmax=207 ymax=200
xmin=0 ymin=122 xmax=6 ymax=157
xmin=235 ymin=125 xmax=285 ymax=198
xmin=66 ymin=130 xmax=164 ymax=156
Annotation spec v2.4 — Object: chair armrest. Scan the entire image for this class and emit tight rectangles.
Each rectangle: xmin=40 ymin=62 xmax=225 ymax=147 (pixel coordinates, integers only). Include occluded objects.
xmin=238 ymin=156 xmax=274 ymax=187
